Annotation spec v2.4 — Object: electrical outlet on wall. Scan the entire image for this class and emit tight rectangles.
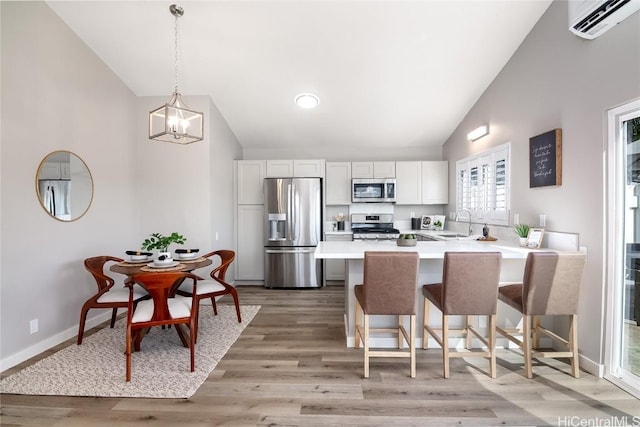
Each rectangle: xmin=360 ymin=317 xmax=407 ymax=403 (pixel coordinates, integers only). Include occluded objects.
xmin=29 ymin=318 xmax=38 ymax=334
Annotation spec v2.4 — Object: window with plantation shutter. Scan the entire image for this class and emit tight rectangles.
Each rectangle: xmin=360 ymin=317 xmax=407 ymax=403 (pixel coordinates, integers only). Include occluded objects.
xmin=456 ymin=142 xmax=510 ymax=225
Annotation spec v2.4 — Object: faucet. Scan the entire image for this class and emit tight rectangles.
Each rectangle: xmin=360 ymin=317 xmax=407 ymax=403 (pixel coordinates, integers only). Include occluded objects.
xmin=455 ymin=209 xmax=472 ymax=236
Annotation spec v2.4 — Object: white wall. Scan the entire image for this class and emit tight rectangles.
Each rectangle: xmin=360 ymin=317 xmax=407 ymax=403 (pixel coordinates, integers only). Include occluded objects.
xmin=443 ymin=1 xmax=640 ymax=364
xmin=135 ymin=96 xmax=242 ymax=279
xmin=1 ymin=2 xmax=138 ymax=367
xmin=0 ymin=2 xmax=243 ymax=370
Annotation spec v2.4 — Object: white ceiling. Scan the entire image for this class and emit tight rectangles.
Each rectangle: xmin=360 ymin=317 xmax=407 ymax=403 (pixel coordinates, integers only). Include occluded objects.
xmin=47 ymin=1 xmax=552 ymax=151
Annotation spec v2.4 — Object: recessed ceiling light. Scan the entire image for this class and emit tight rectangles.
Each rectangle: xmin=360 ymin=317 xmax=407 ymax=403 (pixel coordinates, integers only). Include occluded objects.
xmin=295 ymin=93 xmax=320 ymax=109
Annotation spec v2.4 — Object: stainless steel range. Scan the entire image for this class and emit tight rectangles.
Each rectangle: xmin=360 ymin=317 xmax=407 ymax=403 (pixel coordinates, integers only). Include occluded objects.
xmin=351 ymin=213 xmax=400 ymax=240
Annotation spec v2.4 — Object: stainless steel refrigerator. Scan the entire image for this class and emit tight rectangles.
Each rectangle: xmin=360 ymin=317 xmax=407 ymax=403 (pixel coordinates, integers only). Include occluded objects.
xmin=264 ymin=177 xmax=323 ymax=288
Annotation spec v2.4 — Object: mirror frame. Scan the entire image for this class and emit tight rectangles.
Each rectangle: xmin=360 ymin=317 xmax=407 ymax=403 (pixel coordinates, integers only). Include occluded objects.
xmin=35 ymin=150 xmax=94 ymax=222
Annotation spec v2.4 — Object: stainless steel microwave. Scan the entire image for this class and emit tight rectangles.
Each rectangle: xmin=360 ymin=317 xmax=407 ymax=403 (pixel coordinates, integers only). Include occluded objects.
xmin=352 ymin=178 xmax=396 ymax=203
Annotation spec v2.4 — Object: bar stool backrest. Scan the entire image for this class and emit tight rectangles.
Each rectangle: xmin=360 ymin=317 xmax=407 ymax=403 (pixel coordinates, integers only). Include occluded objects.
xmin=442 ymin=251 xmax=502 ymax=315
xmin=362 ymin=251 xmax=419 ymax=315
xmin=523 ymin=252 xmax=586 ymax=315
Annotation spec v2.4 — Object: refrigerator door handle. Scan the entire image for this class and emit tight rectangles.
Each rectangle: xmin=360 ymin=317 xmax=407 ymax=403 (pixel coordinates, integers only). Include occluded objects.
xmin=265 ymin=249 xmax=316 ymax=254
xmin=291 ymin=183 xmax=297 ymax=241
xmin=287 ymin=184 xmax=292 ymax=240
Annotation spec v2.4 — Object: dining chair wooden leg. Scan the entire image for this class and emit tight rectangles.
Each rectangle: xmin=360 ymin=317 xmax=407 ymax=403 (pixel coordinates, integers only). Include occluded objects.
xmin=110 ymin=307 xmax=118 ymax=328
xmin=523 ymin=315 xmax=533 ymax=379
xmin=442 ymin=314 xmax=450 ymax=379
xmin=125 ymin=326 xmax=132 ymax=382
xmin=489 ymin=314 xmax=497 ymax=379
xmin=363 ymin=313 xmax=370 ymax=379
xmin=77 ymin=306 xmax=89 ymax=345
xmin=465 ymin=315 xmax=472 ymax=350
xmin=570 ymin=314 xmax=580 ymax=378
xmin=211 ymin=297 xmax=218 ymax=316
xmin=192 ymin=301 xmax=201 ymax=344
xmin=230 ymin=288 xmax=242 ymax=323
xmin=190 ymin=317 xmax=196 ymax=373
xmin=397 ymin=315 xmax=403 ymax=349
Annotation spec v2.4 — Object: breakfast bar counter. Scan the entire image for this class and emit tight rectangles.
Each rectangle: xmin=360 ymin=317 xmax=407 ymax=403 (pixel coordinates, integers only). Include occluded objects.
xmin=315 ymin=240 xmax=534 ymax=348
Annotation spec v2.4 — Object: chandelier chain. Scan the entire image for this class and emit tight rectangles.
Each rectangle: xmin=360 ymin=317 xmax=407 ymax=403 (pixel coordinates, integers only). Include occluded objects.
xmin=174 ymin=10 xmax=179 ymax=93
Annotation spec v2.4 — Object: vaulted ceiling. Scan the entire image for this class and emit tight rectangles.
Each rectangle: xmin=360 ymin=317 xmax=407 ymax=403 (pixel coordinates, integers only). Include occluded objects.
xmin=48 ymin=1 xmax=552 ymax=150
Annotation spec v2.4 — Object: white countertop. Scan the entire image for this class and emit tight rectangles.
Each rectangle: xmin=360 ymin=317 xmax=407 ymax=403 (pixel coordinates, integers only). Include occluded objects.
xmin=314 ymin=240 xmax=535 ymax=260
xmin=324 ymin=231 xmax=354 ymax=235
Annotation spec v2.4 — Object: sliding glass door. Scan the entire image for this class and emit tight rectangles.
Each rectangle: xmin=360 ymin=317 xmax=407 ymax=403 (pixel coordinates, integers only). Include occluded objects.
xmin=606 ymin=99 xmax=640 ymax=397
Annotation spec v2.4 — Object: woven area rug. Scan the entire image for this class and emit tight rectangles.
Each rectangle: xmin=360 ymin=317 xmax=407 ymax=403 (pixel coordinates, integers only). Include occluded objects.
xmin=1 ymin=305 xmax=260 ymax=399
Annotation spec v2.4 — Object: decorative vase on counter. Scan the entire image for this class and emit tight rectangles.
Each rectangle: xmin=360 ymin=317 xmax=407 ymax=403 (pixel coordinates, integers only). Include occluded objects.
xmin=337 ymin=221 xmax=345 ymax=231
xmin=519 ymin=237 xmax=528 ymax=247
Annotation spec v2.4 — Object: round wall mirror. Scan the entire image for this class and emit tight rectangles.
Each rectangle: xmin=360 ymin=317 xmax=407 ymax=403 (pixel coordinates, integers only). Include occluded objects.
xmin=35 ymin=151 xmax=94 ymax=222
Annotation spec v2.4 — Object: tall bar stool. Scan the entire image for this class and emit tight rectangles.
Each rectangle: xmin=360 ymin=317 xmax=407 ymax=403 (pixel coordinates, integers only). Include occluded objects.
xmin=354 ymin=251 xmax=420 ymax=378
xmin=496 ymin=251 xmax=586 ymax=378
xmin=422 ymin=251 xmax=502 ymax=378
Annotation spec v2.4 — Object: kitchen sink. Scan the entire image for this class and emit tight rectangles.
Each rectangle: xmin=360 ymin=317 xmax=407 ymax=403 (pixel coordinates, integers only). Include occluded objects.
xmin=439 ymin=233 xmax=468 ymax=238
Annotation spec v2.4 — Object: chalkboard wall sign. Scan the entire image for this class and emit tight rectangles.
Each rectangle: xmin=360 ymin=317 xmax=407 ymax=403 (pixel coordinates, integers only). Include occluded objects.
xmin=529 ymin=128 xmax=562 ymax=188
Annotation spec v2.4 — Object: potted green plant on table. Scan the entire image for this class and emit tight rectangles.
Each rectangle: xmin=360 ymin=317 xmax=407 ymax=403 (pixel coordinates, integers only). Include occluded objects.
xmin=513 ymin=224 xmax=530 ymax=247
xmin=141 ymin=232 xmax=186 ymax=260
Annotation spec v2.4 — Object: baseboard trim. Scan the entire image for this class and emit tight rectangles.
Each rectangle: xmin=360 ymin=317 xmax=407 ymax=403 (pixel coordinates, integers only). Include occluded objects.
xmin=1 ymin=311 xmax=112 ymax=373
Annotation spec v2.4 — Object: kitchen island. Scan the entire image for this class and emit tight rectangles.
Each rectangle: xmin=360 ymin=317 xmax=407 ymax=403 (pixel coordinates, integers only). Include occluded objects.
xmin=315 ymin=240 xmax=534 ymax=348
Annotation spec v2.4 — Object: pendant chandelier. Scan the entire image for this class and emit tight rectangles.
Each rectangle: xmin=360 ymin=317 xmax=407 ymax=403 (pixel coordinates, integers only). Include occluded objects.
xmin=149 ymin=4 xmax=204 ymax=144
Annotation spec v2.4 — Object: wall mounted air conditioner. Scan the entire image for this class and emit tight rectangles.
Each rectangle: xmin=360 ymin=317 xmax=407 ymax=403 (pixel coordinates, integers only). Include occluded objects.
xmin=569 ymin=0 xmax=640 ymax=39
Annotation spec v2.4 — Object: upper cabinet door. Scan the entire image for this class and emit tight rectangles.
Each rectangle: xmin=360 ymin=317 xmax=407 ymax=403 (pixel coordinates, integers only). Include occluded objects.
xmin=373 ymin=161 xmax=395 ymax=178
xmin=39 ymin=162 xmax=62 ymax=180
xmin=294 ymin=159 xmax=325 ymax=178
xmin=351 ymin=162 xmax=374 ymax=178
xmin=395 ymin=161 xmax=422 ymax=205
xmin=266 ymin=160 xmax=294 ymax=177
xmin=422 ymin=161 xmax=448 ymax=204
xmin=237 ymin=160 xmax=266 ymax=204
xmin=326 ymin=162 xmax=352 ymax=205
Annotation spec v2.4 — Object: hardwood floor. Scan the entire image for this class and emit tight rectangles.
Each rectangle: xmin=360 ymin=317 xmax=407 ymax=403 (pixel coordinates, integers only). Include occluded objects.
xmin=2 ymin=284 xmax=639 ymax=426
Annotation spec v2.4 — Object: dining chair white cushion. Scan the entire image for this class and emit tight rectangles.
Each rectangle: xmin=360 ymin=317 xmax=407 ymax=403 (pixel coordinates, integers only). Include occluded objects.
xmin=97 ymin=286 xmax=146 ymax=303
xmin=178 ymin=279 xmax=225 ymax=295
xmin=131 ymin=296 xmax=192 ymax=323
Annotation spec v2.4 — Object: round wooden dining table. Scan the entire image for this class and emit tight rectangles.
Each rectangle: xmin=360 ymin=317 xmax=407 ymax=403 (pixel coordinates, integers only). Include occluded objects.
xmin=109 ymin=257 xmax=212 ymax=276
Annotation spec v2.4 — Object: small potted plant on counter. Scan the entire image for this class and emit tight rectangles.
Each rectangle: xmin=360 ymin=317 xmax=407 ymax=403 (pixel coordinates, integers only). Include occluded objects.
xmin=141 ymin=232 xmax=186 ymax=260
xmin=397 ymin=233 xmax=417 ymax=247
xmin=513 ymin=224 xmax=530 ymax=247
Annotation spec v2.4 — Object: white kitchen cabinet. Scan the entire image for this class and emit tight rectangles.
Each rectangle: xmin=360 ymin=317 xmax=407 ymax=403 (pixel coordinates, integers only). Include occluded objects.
xmin=395 ymin=161 xmax=422 ymax=205
xmin=39 ymin=162 xmax=63 ymax=179
xmin=351 ymin=161 xmax=395 ymax=178
xmin=236 ymin=204 xmax=265 ymax=280
xmin=373 ymin=161 xmax=395 ymax=178
xmin=237 ymin=160 xmax=266 ymax=205
xmin=60 ymin=162 xmax=71 ymax=179
xmin=325 ymin=162 xmax=352 ymax=205
xmin=294 ymin=159 xmax=325 ymax=177
xmin=266 ymin=160 xmax=293 ymax=177
xmin=351 ymin=162 xmax=374 ymax=178
xmin=421 ymin=161 xmax=449 ymax=204
xmin=324 ymin=232 xmax=352 ymax=281
xmin=265 ymin=159 xmax=325 ymax=178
